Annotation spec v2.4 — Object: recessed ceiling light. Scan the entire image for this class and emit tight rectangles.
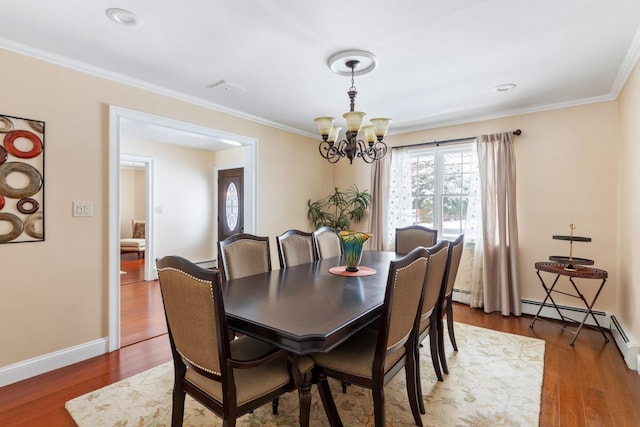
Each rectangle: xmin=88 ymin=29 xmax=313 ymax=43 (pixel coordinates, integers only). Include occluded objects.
xmin=494 ymin=83 xmax=517 ymax=92
xmin=105 ymin=8 xmax=140 ymax=26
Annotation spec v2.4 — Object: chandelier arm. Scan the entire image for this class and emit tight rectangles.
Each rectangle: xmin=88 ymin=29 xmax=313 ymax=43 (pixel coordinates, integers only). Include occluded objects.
xmin=319 ymin=141 xmax=342 ymax=163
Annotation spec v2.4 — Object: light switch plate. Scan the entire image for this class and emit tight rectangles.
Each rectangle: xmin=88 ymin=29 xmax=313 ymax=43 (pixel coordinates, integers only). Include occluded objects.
xmin=73 ymin=201 xmax=93 ymax=217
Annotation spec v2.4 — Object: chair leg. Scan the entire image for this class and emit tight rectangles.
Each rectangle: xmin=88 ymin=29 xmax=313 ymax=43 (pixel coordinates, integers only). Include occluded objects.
xmin=317 ymin=374 xmax=343 ymax=427
xmin=407 ymin=346 xmax=424 ymax=424
xmin=341 ymin=381 xmax=349 ymax=393
xmin=429 ymin=326 xmax=443 ymax=381
xmin=272 ymin=397 xmax=279 ymax=415
xmin=437 ymin=317 xmax=449 ymax=375
xmin=171 ymin=387 xmax=186 ymax=427
xmin=446 ymin=302 xmax=458 ymax=351
xmin=415 ymin=342 xmax=426 ymax=414
xmin=372 ymin=386 xmax=386 ymax=427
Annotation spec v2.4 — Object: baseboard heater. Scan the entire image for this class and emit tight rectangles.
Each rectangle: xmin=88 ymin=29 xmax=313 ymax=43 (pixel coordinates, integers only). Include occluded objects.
xmin=610 ymin=315 xmax=639 ymax=371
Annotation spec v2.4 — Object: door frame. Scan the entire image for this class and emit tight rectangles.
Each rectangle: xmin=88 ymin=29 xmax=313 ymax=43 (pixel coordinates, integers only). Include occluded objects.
xmin=119 ymin=154 xmax=154 ymax=281
xmin=108 ymin=105 xmax=257 ymax=351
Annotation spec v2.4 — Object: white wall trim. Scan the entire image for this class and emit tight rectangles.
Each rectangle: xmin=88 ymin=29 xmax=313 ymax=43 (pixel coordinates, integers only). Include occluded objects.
xmin=120 ymin=154 xmax=155 ymax=281
xmin=610 ymin=315 xmax=639 ymax=371
xmin=453 ymin=290 xmax=638 ymax=372
xmin=0 ymin=338 xmax=108 ymax=387
xmin=108 ymin=105 xmax=257 ymax=354
xmin=521 ymin=298 xmax=610 ymax=328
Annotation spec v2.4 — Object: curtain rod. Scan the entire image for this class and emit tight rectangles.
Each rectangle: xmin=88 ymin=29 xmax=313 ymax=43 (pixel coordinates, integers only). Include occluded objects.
xmin=395 ymin=129 xmax=522 ymax=149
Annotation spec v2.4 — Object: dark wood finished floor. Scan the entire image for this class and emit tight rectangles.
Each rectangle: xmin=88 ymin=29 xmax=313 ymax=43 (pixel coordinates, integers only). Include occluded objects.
xmin=1 ymin=260 xmax=639 ymax=426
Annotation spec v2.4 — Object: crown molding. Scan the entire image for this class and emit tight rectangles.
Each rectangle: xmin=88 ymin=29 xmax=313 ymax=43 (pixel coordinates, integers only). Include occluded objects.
xmin=0 ymin=38 xmax=312 ymax=138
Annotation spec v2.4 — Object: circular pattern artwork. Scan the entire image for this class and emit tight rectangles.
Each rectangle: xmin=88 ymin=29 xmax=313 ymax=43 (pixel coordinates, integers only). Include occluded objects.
xmin=0 ymin=114 xmax=45 ymax=243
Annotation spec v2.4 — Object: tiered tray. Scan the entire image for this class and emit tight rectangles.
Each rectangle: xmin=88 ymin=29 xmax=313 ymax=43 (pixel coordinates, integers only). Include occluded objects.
xmin=549 ymin=225 xmax=593 ymax=271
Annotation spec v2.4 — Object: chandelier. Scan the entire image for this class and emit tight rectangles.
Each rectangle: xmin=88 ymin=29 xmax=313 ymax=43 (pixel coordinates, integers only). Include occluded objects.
xmin=314 ymin=51 xmax=390 ymax=164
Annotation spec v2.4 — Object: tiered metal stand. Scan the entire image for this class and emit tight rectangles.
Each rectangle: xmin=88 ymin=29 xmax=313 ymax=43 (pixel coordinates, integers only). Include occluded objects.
xmin=530 ymin=225 xmax=609 ymax=345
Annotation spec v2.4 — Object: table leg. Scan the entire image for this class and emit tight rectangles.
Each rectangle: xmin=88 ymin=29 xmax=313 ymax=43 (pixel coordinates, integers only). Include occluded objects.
xmin=530 ymin=272 xmax=563 ymax=327
xmin=568 ymin=277 xmax=609 ymax=346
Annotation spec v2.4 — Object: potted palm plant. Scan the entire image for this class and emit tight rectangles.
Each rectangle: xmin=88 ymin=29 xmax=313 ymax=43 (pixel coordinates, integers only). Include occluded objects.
xmin=307 ymin=185 xmax=371 ymax=230
xmin=307 ymin=185 xmax=372 ymax=272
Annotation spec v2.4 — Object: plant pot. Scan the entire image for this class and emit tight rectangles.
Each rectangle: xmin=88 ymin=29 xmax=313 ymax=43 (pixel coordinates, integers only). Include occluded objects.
xmin=338 ymin=231 xmax=372 ymax=272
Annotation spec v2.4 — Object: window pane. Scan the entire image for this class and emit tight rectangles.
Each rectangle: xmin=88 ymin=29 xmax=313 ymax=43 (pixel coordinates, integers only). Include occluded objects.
xmin=443 ymin=174 xmax=463 ymax=194
xmin=413 ymin=196 xmax=434 ymax=227
xmin=441 ymin=196 xmax=468 ymax=239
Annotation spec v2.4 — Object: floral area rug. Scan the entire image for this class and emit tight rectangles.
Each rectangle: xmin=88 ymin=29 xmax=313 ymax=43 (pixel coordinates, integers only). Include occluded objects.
xmin=65 ymin=323 xmax=544 ymax=426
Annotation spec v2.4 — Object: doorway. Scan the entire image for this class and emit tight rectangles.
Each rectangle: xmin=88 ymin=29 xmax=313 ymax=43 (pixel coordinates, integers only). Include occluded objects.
xmin=108 ymin=106 xmax=257 ymax=351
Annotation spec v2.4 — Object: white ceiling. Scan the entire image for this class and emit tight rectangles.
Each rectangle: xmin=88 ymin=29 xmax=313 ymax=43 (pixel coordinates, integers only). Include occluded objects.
xmin=2 ymin=0 xmax=640 ymax=141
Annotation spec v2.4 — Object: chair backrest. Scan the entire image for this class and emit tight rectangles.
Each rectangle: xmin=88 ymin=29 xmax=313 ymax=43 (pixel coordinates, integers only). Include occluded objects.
xmin=376 ymin=247 xmax=429 ymax=364
xmin=131 ymin=219 xmax=145 ymax=238
xmin=421 ymin=240 xmax=450 ymax=324
xmin=276 ymin=229 xmax=316 ymax=269
xmin=395 ymin=225 xmax=437 ymax=254
xmin=218 ymin=233 xmax=271 ymax=280
xmin=156 ymin=256 xmax=228 ymax=383
xmin=313 ymin=226 xmax=342 ymax=259
xmin=443 ymin=234 xmax=464 ymax=299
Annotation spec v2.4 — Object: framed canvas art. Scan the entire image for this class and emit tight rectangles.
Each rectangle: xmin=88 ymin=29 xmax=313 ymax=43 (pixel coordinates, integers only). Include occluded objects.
xmin=0 ymin=113 xmax=45 ymax=243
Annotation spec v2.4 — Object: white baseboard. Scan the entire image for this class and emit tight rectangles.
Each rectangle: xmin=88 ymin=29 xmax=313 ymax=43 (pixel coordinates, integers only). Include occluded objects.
xmin=521 ymin=298 xmax=610 ymax=327
xmin=0 ymin=338 xmax=109 ymax=387
xmin=453 ymin=292 xmax=638 ymax=373
xmin=610 ymin=315 xmax=639 ymax=371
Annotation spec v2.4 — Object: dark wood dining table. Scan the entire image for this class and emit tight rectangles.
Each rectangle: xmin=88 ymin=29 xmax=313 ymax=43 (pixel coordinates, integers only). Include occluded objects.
xmin=223 ymin=250 xmax=399 ymax=355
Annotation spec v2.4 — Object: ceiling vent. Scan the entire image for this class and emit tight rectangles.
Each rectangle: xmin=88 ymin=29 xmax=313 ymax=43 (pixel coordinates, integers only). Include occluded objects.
xmin=206 ymin=79 xmax=246 ymax=94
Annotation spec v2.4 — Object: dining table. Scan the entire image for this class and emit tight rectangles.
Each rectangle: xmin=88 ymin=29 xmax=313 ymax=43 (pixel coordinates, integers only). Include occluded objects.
xmin=222 ymin=250 xmax=399 ymax=355
xmin=223 ymin=250 xmax=400 ymax=426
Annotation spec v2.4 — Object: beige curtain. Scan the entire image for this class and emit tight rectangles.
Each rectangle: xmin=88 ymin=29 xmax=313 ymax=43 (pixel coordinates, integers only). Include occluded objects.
xmin=369 ymin=153 xmax=391 ymax=250
xmin=476 ymin=132 xmax=521 ymax=316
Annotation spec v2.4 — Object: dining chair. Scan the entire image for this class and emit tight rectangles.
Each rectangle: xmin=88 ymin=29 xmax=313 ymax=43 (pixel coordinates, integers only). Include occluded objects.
xmin=218 ymin=233 xmax=272 ymax=281
xmin=276 ymin=229 xmax=316 ymax=269
xmin=312 ymin=247 xmax=429 ymax=427
xmin=395 ymin=225 xmax=438 ymax=254
xmin=216 ymin=233 xmax=281 ymax=414
xmin=437 ymin=234 xmax=464 ymax=375
xmin=312 ymin=226 xmax=342 ymax=259
xmin=155 ymin=256 xmax=314 ymax=427
xmin=414 ymin=239 xmax=450 ymax=414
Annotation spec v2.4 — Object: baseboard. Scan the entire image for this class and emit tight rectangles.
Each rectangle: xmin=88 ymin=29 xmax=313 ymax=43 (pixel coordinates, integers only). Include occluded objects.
xmin=0 ymin=338 xmax=109 ymax=387
xmin=521 ymin=298 xmax=610 ymax=328
xmin=610 ymin=315 xmax=639 ymax=371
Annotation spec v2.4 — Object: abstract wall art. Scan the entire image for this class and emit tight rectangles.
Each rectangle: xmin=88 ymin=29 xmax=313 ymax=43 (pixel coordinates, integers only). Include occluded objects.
xmin=0 ymin=114 xmax=45 ymax=243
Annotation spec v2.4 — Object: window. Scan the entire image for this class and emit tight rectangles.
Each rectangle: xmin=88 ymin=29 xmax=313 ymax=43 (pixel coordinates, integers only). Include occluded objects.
xmin=389 ymin=142 xmax=477 ymax=242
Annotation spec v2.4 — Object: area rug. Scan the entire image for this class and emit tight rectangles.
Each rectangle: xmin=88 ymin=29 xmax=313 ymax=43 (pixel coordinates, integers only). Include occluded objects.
xmin=65 ymin=323 xmax=544 ymax=426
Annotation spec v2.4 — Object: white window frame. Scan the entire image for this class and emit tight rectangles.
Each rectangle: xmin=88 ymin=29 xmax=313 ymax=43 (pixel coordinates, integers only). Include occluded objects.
xmin=406 ymin=142 xmax=475 ymax=241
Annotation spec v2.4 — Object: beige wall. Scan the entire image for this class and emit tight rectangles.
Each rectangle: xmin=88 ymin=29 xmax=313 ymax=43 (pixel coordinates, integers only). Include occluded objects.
xmin=119 ymin=167 xmax=145 ymax=238
xmin=0 ymin=48 xmax=332 ymax=367
xmin=617 ymin=60 xmax=640 ymax=345
xmin=0 ymin=44 xmax=636 ymax=376
xmin=338 ymin=102 xmax=620 ymax=317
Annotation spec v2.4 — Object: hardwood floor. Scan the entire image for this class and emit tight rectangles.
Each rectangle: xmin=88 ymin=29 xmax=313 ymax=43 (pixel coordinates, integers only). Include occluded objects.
xmin=1 ymin=261 xmax=640 ymax=426
xmin=120 ymin=257 xmax=167 ymax=347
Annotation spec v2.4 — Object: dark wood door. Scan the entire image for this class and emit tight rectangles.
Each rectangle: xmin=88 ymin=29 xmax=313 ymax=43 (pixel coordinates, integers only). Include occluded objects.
xmin=218 ymin=167 xmax=244 ymax=242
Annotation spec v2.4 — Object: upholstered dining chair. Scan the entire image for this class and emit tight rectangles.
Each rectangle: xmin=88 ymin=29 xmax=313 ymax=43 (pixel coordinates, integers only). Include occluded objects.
xmin=217 ymin=233 xmax=282 ymax=414
xmin=218 ymin=233 xmax=272 ymax=281
xmin=414 ymin=239 xmax=450 ymax=414
xmin=276 ymin=229 xmax=316 ymax=269
xmin=312 ymin=247 xmax=430 ymax=427
xmin=312 ymin=226 xmax=342 ymax=259
xmin=395 ymin=225 xmax=438 ymax=255
xmin=437 ymin=234 xmax=464 ymax=376
xmin=155 ymin=256 xmax=314 ymax=427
